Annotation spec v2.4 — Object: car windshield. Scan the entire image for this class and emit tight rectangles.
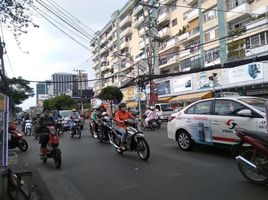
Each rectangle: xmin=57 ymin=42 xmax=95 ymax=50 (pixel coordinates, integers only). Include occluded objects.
xmin=239 ymin=98 xmax=266 ymax=113
xmin=59 ymin=110 xmax=72 ymax=118
xmin=161 ymin=104 xmax=173 ymax=111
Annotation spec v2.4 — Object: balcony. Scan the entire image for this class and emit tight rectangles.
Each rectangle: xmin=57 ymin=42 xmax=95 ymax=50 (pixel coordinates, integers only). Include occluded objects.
xmin=159 ymin=37 xmax=179 ymax=54
xmin=178 ymin=32 xmax=189 ymax=42
xmin=106 ymin=31 xmax=113 ymax=39
xmin=204 ymin=58 xmax=220 ymax=67
xmin=121 ymin=62 xmax=132 ymax=71
xmin=185 ymin=0 xmax=198 ymax=6
xmin=226 ymin=2 xmax=251 ymax=22
xmin=158 ymin=27 xmax=171 ymax=40
xmin=185 ymin=9 xmax=198 ymax=23
xmin=133 ymin=16 xmax=144 ymax=28
xmin=179 ymin=49 xmax=191 ymax=59
xmin=100 ymin=37 xmax=106 ymax=45
xmin=139 ymin=38 xmax=149 ymax=49
xmin=245 ymin=44 xmax=268 ymax=57
xmin=160 ymin=0 xmax=175 ymax=3
xmin=246 ymin=17 xmax=268 ymax=32
xmin=107 ymin=41 xmax=113 ymax=49
xmin=188 ymin=27 xmax=200 ymax=40
xmin=138 ymin=27 xmax=148 ymax=36
xmin=119 ymin=15 xmax=132 ymax=28
xmin=158 ymin=12 xmax=170 ymax=26
xmin=120 ymin=27 xmax=132 ymax=38
xmin=120 ymin=41 xmax=129 ymax=50
xmin=135 ymin=53 xmax=146 ymax=62
xmin=159 ymin=55 xmax=179 ymax=69
xmin=100 ymin=57 xmax=107 ymax=63
xmin=100 ymin=47 xmax=108 ymax=55
xmin=133 ymin=5 xmax=143 ymax=16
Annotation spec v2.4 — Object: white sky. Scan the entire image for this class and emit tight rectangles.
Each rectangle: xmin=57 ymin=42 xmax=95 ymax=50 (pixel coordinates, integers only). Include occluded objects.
xmin=2 ymin=0 xmax=127 ymax=110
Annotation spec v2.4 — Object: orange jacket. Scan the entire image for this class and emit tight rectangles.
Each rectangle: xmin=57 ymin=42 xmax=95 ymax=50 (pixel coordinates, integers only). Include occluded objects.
xmin=115 ymin=110 xmax=133 ymax=128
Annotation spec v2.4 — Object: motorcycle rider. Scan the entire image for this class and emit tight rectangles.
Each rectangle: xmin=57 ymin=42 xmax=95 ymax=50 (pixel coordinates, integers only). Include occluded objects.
xmin=22 ymin=112 xmax=30 ymax=134
xmin=69 ymin=109 xmax=79 ymax=132
xmin=115 ymin=102 xmax=135 ymax=150
xmin=36 ymin=108 xmax=55 ymax=160
xmin=145 ymin=106 xmax=157 ymax=128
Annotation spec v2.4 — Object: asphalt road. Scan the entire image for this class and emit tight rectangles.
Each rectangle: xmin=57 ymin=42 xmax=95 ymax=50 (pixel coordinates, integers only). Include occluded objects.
xmin=13 ymin=122 xmax=268 ymax=200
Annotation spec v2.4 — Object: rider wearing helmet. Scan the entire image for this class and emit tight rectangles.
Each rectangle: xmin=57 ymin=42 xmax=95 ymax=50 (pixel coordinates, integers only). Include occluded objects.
xmin=115 ymin=102 xmax=135 ymax=149
xmin=145 ymin=106 xmax=157 ymax=128
xmin=69 ymin=108 xmax=79 ymax=131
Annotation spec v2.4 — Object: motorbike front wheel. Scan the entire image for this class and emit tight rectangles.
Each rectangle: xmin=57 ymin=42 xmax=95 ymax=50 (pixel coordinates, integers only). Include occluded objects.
xmin=136 ymin=138 xmax=150 ymax=161
xmin=53 ymin=147 xmax=62 ymax=169
xmin=238 ymin=149 xmax=268 ymax=185
xmin=18 ymin=139 xmax=28 ymax=152
xmin=77 ymin=126 xmax=81 ymax=139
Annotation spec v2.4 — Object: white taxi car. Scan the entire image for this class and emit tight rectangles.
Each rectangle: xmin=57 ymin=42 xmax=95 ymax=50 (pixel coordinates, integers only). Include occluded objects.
xmin=167 ymin=96 xmax=267 ymax=151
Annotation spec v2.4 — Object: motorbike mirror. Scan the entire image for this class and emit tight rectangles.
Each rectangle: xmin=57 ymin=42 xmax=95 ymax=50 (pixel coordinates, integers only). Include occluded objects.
xmin=237 ymin=109 xmax=252 ymax=117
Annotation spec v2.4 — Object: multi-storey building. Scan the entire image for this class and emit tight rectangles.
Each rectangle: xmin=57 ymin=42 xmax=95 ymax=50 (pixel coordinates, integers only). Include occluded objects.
xmin=36 ymin=82 xmax=49 ymax=107
xmin=51 ymin=73 xmax=74 ymax=96
xmin=91 ymin=0 xmax=268 ymax=103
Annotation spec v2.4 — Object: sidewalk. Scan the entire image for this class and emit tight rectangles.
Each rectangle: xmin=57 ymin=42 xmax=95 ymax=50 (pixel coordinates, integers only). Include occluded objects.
xmin=7 ymin=152 xmax=54 ymax=200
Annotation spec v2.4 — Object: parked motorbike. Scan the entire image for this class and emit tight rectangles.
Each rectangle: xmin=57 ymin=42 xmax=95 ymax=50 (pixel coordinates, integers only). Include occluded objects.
xmin=104 ymin=118 xmax=150 ymax=161
xmin=234 ymin=128 xmax=268 ymax=185
xmin=41 ymin=126 xmax=62 ymax=169
xmin=24 ymin=120 xmax=33 ymax=136
xmin=8 ymin=123 xmax=28 ymax=152
xmin=70 ymin=119 xmax=82 ymax=139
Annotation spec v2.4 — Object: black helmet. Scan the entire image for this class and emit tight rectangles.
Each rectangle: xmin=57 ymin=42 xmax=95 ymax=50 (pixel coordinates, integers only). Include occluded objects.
xmin=118 ymin=102 xmax=127 ymax=109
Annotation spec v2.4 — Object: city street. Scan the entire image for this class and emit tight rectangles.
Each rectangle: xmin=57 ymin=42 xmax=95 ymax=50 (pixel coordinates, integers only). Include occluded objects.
xmin=13 ymin=122 xmax=268 ymax=200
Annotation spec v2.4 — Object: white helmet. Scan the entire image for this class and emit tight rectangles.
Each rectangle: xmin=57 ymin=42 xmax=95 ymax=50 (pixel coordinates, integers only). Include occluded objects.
xmin=150 ymin=106 xmax=155 ymax=110
xmin=101 ymin=112 xmax=108 ymax=116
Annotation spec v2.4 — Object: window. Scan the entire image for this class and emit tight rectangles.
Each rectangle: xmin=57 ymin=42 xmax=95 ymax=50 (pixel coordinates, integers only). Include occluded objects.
xmin=172 ymin=18 xmax=177 ymax=27
xmin=227 ymin=0 xmax=248 ymax=10
xmin=185 ymin=105 xmax=195 ymax=114
xmin=214 ymin=100 xmax=246 ymax=116
xmin=203 ymin=9 xmax=217 ymax=23
xmin=194 ymin=101 xmax=212 ymax=115
xmin=246 ymin=32 xmax=268 ymax=49
xmin=180 ymin=55 xmax=201 ymax=70
xmin=205 ymin=47 xmax=220 ymax=62
xmin=170 ymin=1 xmax=177 ymax=12
xmin=204 ymin=28 xmax=219 ymax=42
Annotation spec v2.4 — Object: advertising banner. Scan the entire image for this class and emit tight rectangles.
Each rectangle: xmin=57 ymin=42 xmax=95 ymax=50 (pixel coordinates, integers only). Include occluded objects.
xmin=229 ymin=62 xmax=263 ymax=84
xmin=197 ymin=69 xmax=222 ymax=90
xmin=173 ymin=75 xmax=192 ymax=93
xmin=157 ymin=80 xmax=170 ymax=96
xmin=122 ymin=86 xmax=135 ymax=101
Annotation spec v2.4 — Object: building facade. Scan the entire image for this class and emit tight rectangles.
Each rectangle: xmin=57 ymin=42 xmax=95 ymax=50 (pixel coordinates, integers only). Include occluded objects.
xmin=51 ymin=73 xmax=74 ymax=96
xmin=36 ymin=82 xmax=49 ymax=107
xmin=90 ymin=0 xmax=268 ymax=103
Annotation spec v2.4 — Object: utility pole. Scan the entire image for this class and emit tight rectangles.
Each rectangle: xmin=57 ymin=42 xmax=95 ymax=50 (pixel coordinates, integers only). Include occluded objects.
xmin=0 ymin=36 xmax=8 ymax=95
xmin=74 ymin=69 xmax=86 ymax=112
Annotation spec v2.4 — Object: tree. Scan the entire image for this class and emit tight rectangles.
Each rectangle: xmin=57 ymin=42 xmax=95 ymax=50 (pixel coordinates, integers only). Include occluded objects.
xmin=0 ymin=0 xmax=38 ymax=41
xmin=0 ymin=76 xmax=34 ymax=112
xmin=43 ymin=96 xmax=76 ymax=110
xmin=97 ymin=86 xmax=123 ymax=104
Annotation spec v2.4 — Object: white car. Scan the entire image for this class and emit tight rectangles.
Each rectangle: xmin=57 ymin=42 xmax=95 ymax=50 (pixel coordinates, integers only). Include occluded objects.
xmin=167 ymin=96 xmax=267 ymax=151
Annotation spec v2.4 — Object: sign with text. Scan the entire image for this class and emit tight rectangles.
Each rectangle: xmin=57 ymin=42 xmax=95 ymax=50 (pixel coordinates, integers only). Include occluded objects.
xmin=229 ymin=63 xmax=263 ymax=84
xmin=197 ymin=69 xmax=222 ymax=90
xmin=173 ymin=75 xmax=192 ymax=93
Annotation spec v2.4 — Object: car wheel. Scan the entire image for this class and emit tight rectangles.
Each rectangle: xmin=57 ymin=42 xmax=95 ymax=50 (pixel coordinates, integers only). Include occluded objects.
xmin=176 ymin=130 xmax=193 ymax=151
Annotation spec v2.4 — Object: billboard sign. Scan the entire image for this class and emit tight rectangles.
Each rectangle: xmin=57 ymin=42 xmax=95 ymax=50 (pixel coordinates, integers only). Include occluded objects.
xmin=197 ymin=69 xmax=222 ymax=90
xmin=157 ymin=80 xmax=170 ymax=96
xmin=173 ymin=75 xmax=192 ymax=93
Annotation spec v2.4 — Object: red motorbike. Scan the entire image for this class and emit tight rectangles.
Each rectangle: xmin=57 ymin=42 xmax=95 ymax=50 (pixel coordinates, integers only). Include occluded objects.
xmin=41 ymin=126 xmax=62 ymax=169
xmin=234 ymin=128 xmax=268 ymax=185
xmin=8 ymin=122 xmax=28 ymax=152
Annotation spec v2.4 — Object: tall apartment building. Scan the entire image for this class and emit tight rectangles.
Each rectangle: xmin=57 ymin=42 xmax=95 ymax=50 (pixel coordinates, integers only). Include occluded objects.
xmin=91 ymin=0 xmax=268 ymax=96
xmin=51 ymin=73 xmax=74 ymax=96
xmin=36 ymin=82 xmax=49 ymax=107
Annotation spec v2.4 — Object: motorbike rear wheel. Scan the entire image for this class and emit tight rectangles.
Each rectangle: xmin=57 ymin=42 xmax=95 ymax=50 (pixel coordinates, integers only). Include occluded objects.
xmin=53 ymin=147 xmax=62 ymax=169
xmin=18 ymin=139 xmax=28 ymax=152
xmin=136 ymin=138 xmax=150 ymax=161
xmin=238 ymin=149 xmax=268 ymax=185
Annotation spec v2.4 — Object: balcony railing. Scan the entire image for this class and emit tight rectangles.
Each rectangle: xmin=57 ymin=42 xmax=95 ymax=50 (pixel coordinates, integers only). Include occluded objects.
xmin=119 ymin=15 xmax=132 ymax=27
xmin=133 ymin=16 xmax=144 ymax=28
xmin=158 ymin=27 xmax=171 ymax=39
xmin=133 ymin=5 xmax=143 ymax=16
xmin=120 ymin=27 xmax=132 ymax=38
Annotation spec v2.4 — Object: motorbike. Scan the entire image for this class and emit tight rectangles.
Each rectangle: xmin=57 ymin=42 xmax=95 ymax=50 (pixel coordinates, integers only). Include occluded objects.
xmin=41 ymin=126 xmax=62 ymax=169
xmin=142 ymin=114 xmax=162 ymax=131
xmin=97 ymin=117 xmax=111 ymax=142
xmin=233 ymin=128 xmax=268 ymax=185
xmin=24 ymin=120 xmax=33 ymax=136
xmin=89 ymin=119 xmax=99 ymax=138
xmin=8 ymin=123 xmax=28 ymax=152
xmin=103 ymin=118 xmax=150 ymax=161
xmin=70 ymin=119 xmax=82 ymax=139
xmin=55 ymin=119 xmax=64 ymax=136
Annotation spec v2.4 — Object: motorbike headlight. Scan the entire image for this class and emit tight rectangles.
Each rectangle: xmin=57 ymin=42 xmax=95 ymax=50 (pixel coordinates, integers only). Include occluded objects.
xmin=17 ymin=133 xmax=23 ymax=137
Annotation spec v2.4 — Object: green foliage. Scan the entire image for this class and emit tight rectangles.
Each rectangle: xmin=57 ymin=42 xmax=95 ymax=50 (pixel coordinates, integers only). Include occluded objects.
xmin=227 ymin=39 xmax=246 ymax=61
xmin=43 ymin=96 xmax=76 ymax=110
xmin=177 ymin=26 xmax=187 ymax=36
xmin=0 ymin=76 xmax=34 ymax=112
xmin=97 ymin=86 xmax=123 ymax=104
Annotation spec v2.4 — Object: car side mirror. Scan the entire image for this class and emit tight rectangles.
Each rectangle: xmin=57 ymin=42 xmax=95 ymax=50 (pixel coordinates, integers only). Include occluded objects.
xmin=237 ymin=109 xmax=252 ymax=117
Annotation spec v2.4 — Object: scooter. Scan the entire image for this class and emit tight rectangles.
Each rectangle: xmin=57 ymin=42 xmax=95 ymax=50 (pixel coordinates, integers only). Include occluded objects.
xmin=24 ymin=120 xmax=33 ymax=136
xmin=70 ymin=119 xmax=82 ymax=139
xmin=8 ymin=123 xmax=28 ymax=152
xmin=104 ymin=118 xmax=150 ymax=161
xmin=233 ymin=128 xmax=268 ymax=185
xmin=41 ymin=126 xmax=62 ymax=169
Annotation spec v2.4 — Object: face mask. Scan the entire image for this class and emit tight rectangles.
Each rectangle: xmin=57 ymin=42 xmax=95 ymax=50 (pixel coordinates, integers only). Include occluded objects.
xmin=121 ymin=108 xmax=126 ymax=112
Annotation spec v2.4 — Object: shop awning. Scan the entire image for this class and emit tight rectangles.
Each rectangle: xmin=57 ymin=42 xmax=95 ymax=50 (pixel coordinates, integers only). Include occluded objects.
xmin=169 ymin=91 xmax=212 ymax=104
xmin=158 ymin=97 xmax=172 ymax=102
